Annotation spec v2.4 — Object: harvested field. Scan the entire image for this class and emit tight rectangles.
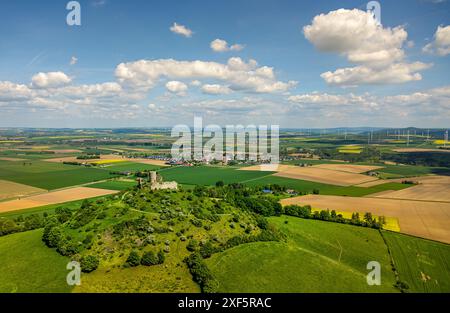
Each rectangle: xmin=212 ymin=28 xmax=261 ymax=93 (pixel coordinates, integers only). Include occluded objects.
xmin=356 ymin=175 xmax=450 ymax=187
xmin=241 ymin=164 xmax=378 ymax=186
xmin=312 ymin=164 xmax=383 ymax=173
xmin=0 ymin=157 xmax=26 ymax=162
xmin=273 ymin=168 xmax=377 ymax=186
xmin=373 ymin=182 xmax=450 ymax=202
xmin=281 ymin=195 xmax=450 ymax=244
xmin=48 ymin=149 xmax=82 ymax=154
xmin=0 ymin=187 xmax=117 ymax=213
xmin=0 ymin=180 xmax=45 ymax=200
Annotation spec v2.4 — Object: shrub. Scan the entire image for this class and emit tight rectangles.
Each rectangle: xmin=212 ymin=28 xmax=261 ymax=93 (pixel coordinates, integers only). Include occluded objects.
xmin=42 ymin=226 xmax=63 ymax=248
xmin=255 ymin=216 xmax=268 ymax=230
xmin=186 ymin=239 xmax=199 ymax=252
xmin=81 ymin=255 xmax=99 ymax=273
xmin=157 ymin=250 xmax=166 ymax=264
xmin=199 ymin=241 xmax=215 ymax=259
xmin=141 ymin=251 xmax=159 ymax=266
xmin=126 ymin=250 xmax=141 ymax=267
xmin=185 ymin=253 xmax=218 ymax=293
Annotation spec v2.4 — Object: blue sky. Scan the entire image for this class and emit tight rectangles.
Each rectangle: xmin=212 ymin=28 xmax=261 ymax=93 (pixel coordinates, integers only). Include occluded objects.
xmin=0 ymin=0 xmax=449 ymax=128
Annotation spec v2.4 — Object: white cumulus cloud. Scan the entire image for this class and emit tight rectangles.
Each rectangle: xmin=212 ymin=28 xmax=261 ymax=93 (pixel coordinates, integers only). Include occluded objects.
xmin=115 ymin=57 xmax=296 ymax=94
xmin=201 ymin=84 xmax=232 ymax=95
xmin=170 ymin=22 xmax=193 ymax=38
xmin=31 ymin=71 xmax=72 ymax=89
xmin=210 ymin=39 xmax=244 ymax=52
xmin=165 ymin=80 xmax=188 ymax=95
xmin=423 ymin=25 xmax=450 ymax=56
xmin=303 ymin=9 xmax=431 ymax=87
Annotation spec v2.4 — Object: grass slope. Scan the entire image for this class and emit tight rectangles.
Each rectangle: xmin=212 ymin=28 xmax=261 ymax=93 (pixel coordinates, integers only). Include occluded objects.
xmin=0 ymin=229 xmax=72 ymax=293
xmin=383 ymin=231 xmax=450 ymax=292
xmin=207 ymin=216 xmax=397 ymax=292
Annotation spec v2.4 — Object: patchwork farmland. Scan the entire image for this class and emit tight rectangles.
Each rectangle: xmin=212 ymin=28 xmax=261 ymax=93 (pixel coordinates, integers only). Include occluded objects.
xmin=0 ymin=127 xmax=449 ymax=294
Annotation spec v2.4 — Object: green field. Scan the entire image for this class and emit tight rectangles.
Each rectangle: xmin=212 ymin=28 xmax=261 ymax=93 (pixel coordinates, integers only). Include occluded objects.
xmin=207 ymin=216 xmax=397 ymax=292
xmin=158 ymin=166 xmax=274 ymax=185
xmin=244 ymin=175 xmax=410 ymax=197
xmin=377 ymin=165 xmax=450 ymax=178
xmin=0 ymin=229 xmax=72 ymax=293
xmin=383 ymin=231 xmax=450 ymax=292
xmin=88 ymin=179 xmax=137 ymax=191
xmin=0 ymin=160 xmax=117 ymax=190
xmin=100 ymin=162 xmax=161 ymax=172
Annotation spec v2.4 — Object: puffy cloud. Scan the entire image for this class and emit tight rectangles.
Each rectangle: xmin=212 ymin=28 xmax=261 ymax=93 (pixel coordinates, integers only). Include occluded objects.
xmin=70 ymin=56 xmax=78 ymax=65
xmin=210 ymin=39 xmax=244 ymax=52
xmin=31 ymin=71 xmax=72 ymax=89
xmin=0 ymin=81 xmax=32 ymax=102
xmin=304 ymin=9 xmax=407 ymax=67
xmin=190 ymin=80 xmax=202 ymax=86
xmin=287 ymin=85 xmax=450 ymax=120
xmin=423 ymin=25 xmax=450 ymax=56
xmin=303 ymin=9 xmax=430 ymax=86
xmin=165 ymin=81 xmax=188 ymax=95
xmin=57 ymin=82 xmax=122 ymax=98
xmin=321 ymin=62 xmax=432 ymax=87
xmin=170 ymin=22 xmax=193 ymax=38
xmin=115 ymin=57 xmax=296 ymax=93
xmin=201 ymin=84 xmax=232 ymax=95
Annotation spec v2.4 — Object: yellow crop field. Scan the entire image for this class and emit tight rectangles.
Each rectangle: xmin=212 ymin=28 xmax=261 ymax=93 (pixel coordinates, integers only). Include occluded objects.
xmin=311 ymin=209 xmax=400 ymax=232
xmin=338 ymin=145 xmax=362 ymax=154
xmin=90 ymin=159 xmax=128 ymax=165
xmin=0 ymin=141 xmax=24 ymax=143
xmin=338 ymin=149 xmax=362 ymax=154
xmin=434 ymin=140 xmax=449 ymax=145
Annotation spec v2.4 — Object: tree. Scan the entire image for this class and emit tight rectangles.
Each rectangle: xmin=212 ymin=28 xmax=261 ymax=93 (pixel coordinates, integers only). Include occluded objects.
xmin=330 ymin=210 xmax=337 ymax=219
xmin=364 ymin=212 xmax=373 ymax=223
xmin=126 ymin=250 xmax=141 ymax=267
xmin=81 ymin=255 xmax=99 ymax=273
xmin=141 ymin=251 xmax=159 ymax=266
xmin=42 ymin=226 xmax=62 ymax=248
xmin=319 ymin=210 xmax=330 ymax=221
xmin=255 ymin=216 xmax=268 ymax=230
xmin=200 ymin=241 xmax=214 ymax=259
xmin=215 ymin=181 xmax=224 ymax=187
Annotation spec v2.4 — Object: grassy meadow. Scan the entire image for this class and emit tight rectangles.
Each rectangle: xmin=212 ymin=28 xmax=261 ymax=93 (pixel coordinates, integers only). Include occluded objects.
xmin=383 ymin=231 xmax=450 ymax=293
xmin=207 ymin=216 xmax=398 ymax=293
xmin=0 ymin=229 xmax=72 ymax=293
